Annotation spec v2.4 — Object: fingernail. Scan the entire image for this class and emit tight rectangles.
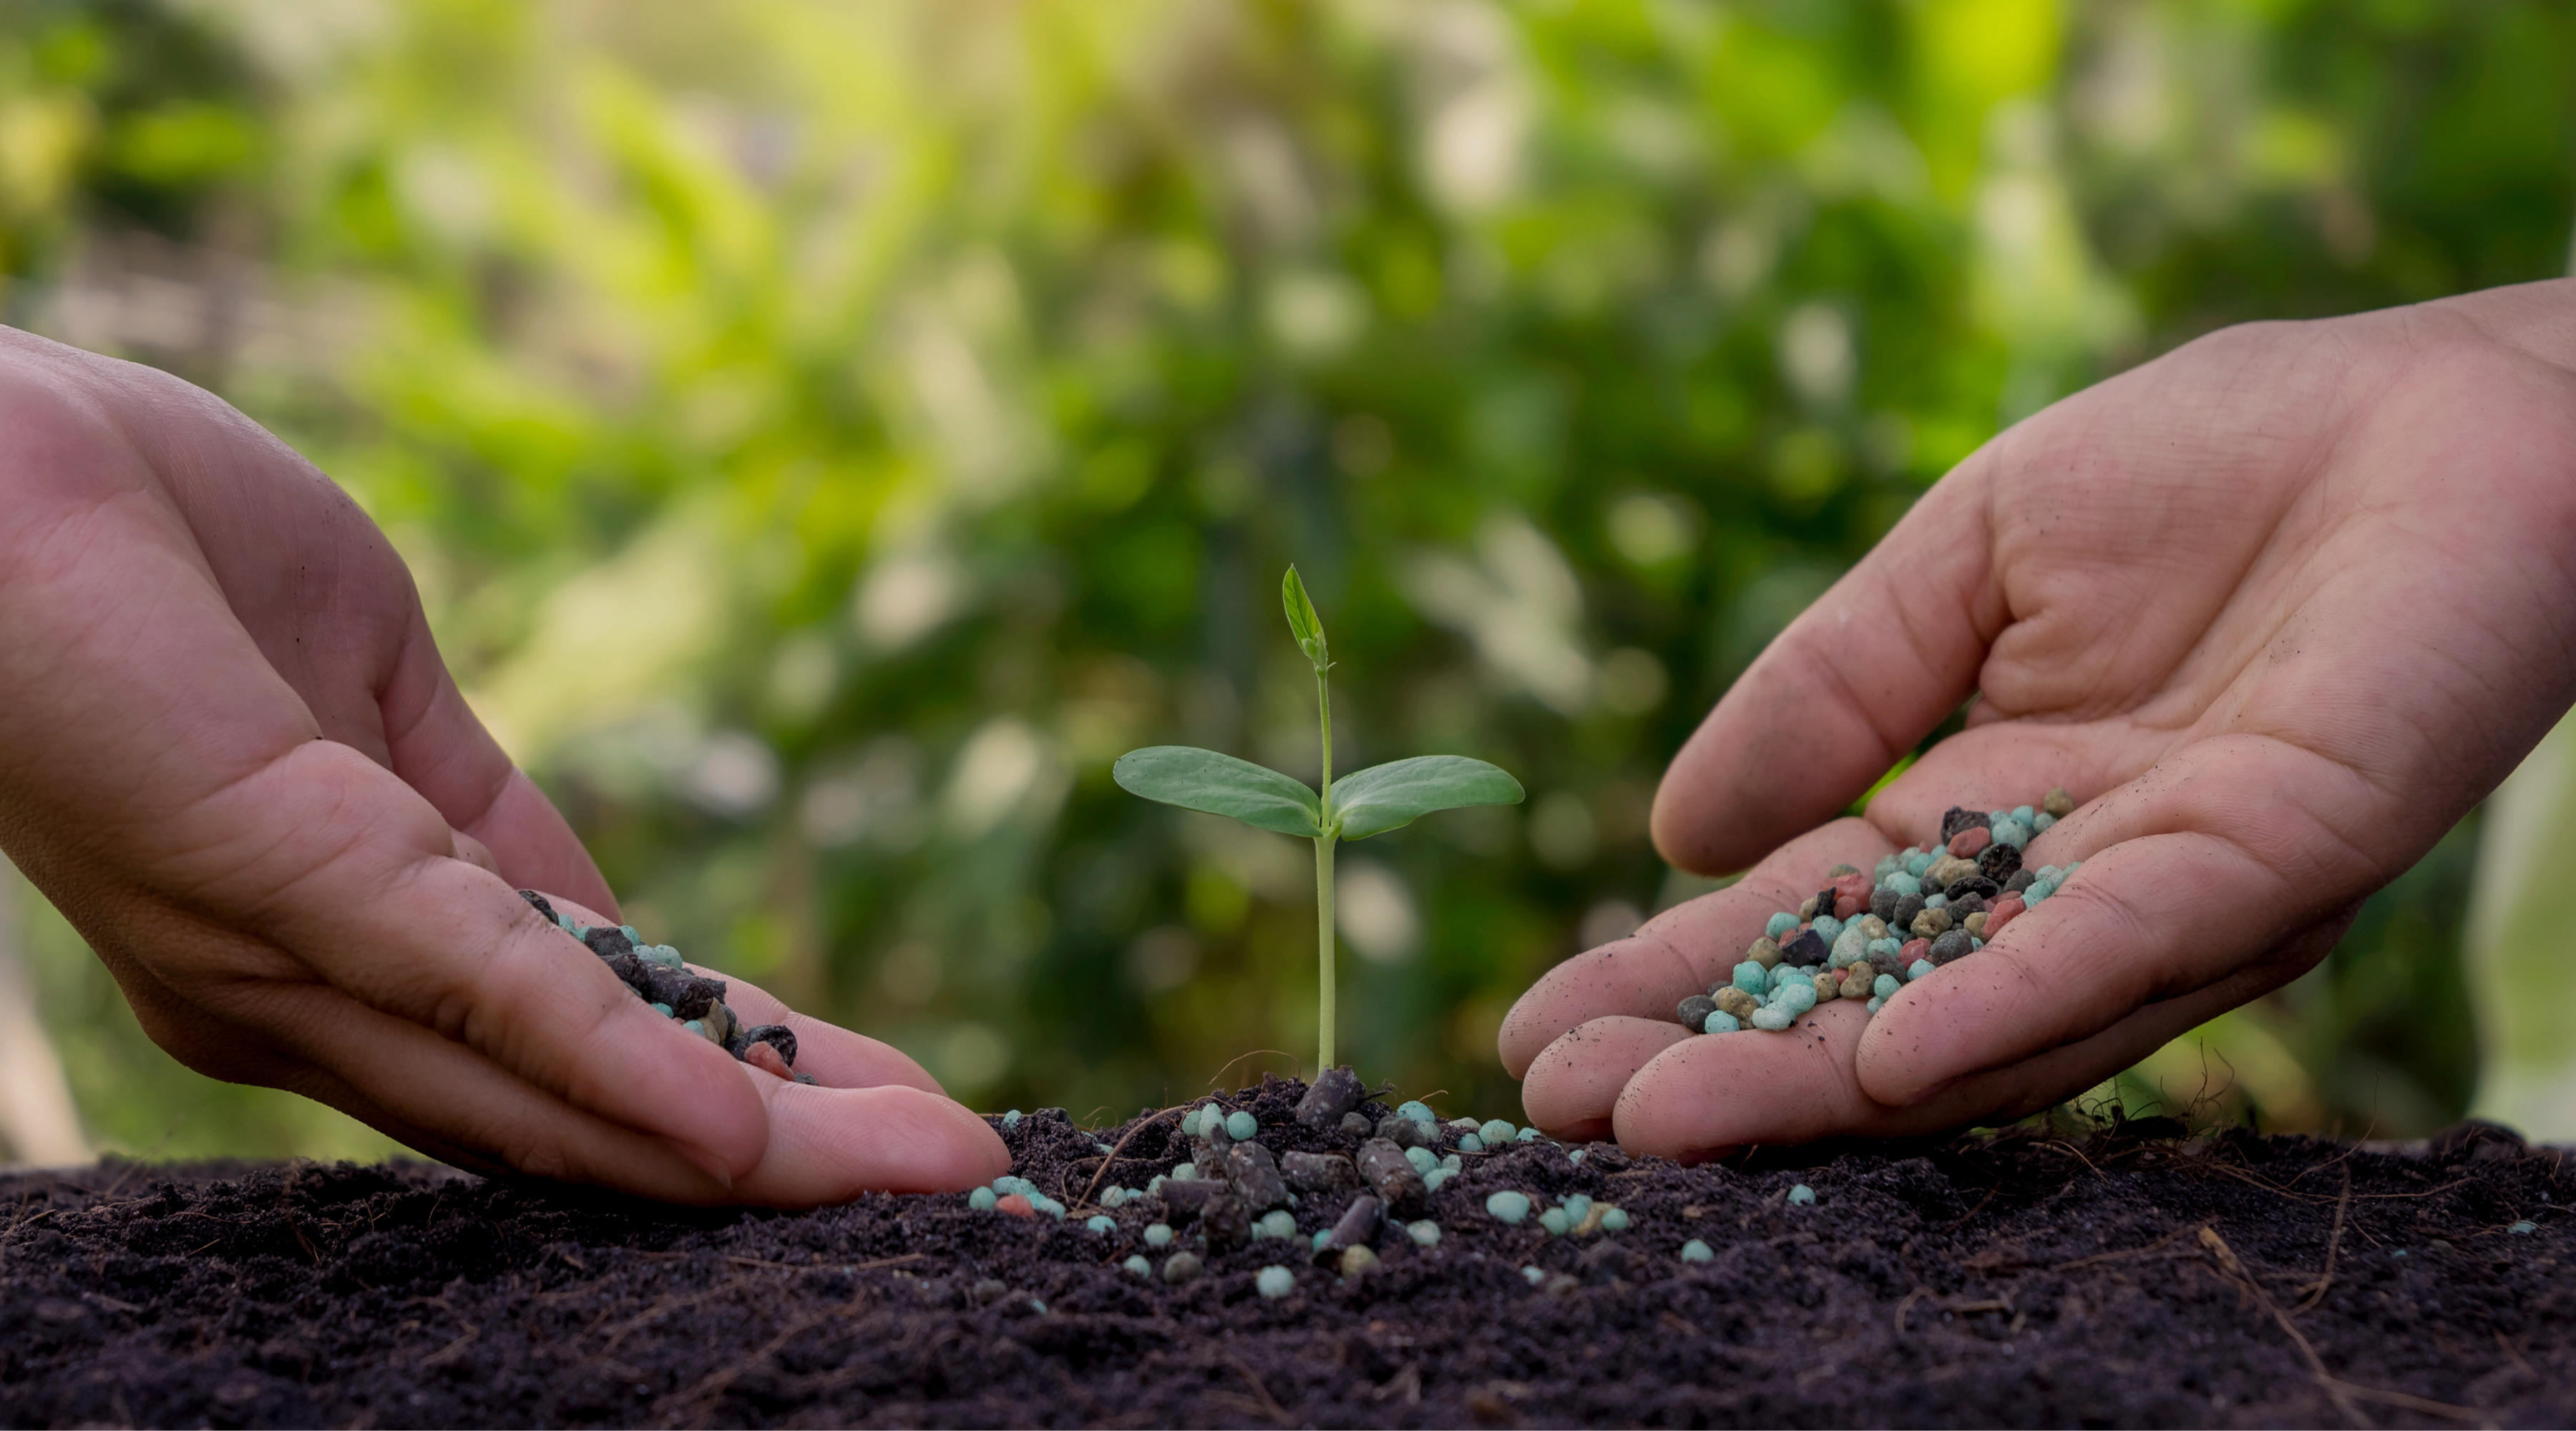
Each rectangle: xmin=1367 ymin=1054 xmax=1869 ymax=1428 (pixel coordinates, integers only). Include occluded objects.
xmin=663 ymin=1136 xmax=735 ymax=1192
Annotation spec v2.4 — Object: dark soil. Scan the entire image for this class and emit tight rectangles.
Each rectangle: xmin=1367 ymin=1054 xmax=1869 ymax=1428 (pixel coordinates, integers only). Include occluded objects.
xmin=2 ymin=1079 xmax=2570 ymax=1428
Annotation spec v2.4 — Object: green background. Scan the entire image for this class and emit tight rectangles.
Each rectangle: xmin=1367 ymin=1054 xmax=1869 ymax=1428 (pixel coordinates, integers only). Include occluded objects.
xmin=3 ymin=0 xmax=2570 ymax=1161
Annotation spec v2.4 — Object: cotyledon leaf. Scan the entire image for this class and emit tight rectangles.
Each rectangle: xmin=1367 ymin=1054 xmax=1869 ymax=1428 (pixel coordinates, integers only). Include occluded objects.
xmin=1329 ymin=756 xmax=1525 ymax=840
xmin=1112 ymin=746 xmax=1324 ymax=838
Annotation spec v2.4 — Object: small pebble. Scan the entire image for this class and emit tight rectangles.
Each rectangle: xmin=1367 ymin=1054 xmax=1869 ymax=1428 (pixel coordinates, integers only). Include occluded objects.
xmin=1787 ymin=1183 xmax=1816 ymax=1206
xmin=1522 ymin=1265 xmax=1546 ymax=1285
xmin=1338 ymin=1244 xmax=1380 ymax=1279
xmin=1486 ymin=1191 xmax=1533 ymax=1226
xmin=1947 ymin=826 xmax=1992 ymax=858
xmin=1161 ymin=1251 xmax=1203 ymax=1284
xmin=1086 ymin=1215 xmax=1116 ymax=1234
xmin=1225 ymin=1110 xmax=1258 ymax=1141
xmin=1601 ymin=1207 xmax=1630 ymax=1232
xmin=997 ymin=1194 xmax=1035 ymax=1219
xmin=1408 ymin=1220 xmax=1442 ymax=1247
xmin=1256 ymin=1266 xmax=1295 ymax=1299
xmin=1144 ymin=1223 xmax=1174 ymax=1248
xmin=1677 ymin=993 xmax=1718 ymax=1030
xmin=1123 ymin=1254 xmax=1151 ymax=1276
xmin=2044 ymin=787 xmax=2074 ymax=818
xmin=969 ymin=1188 xmax=998 ymax=1211
xmin=1745 ymin=936 xmax=1783 ymax=969
xmin=1679 ymin=1239 xmax=1714 ymax=1264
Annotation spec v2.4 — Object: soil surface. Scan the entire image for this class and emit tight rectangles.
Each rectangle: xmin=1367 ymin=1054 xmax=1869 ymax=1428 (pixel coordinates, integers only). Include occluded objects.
xmin=1 ymin=1079 xmax=2569 ymax=1428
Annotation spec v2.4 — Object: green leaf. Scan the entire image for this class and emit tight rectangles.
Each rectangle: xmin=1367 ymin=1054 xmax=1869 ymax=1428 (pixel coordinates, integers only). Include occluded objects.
xmin=1282 ymin=566 xmax=1330 ymax=670
xmin=1113 ymin=746 xmax=1324 ymax=838
xmin=1329 ymin=756 xmax=1525 ymax=840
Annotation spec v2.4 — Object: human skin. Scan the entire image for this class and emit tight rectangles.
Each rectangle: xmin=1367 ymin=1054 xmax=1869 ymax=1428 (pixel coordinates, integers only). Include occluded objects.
xmin=0 ymin=327 xmax=1007 ymax=1204
xmin=1502 ymin=280 xmax=2576 ymax=1156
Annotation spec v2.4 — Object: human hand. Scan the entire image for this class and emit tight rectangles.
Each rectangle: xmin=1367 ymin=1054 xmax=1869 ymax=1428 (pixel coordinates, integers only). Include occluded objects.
xmin=0 ymin=328 xmax=1006 ymax=1203
xmin=1502 ymin=280 xmax=2576 ymax=1156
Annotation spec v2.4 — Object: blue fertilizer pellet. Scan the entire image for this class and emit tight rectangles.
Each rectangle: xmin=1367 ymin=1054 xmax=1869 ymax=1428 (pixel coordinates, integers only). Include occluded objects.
xmin=1704 ymin=1010 xmax=1740 ymax=1034
xmin=1523 ymin=1265 xmax=1545 ymax=1285
xmin=1787 ymin=1184 xmax=1816 ymax=1206
xmin=1123 ymin=1255 xmax=1151 ymax=1276
xmin=1144 ymin=1223 xmax=1174 ymax=1248
xmin=1002 ymin=1109 xmax=1023 ymax=1128
xmin=1458 ymin=1133 xmax=1485 ymax=1153
xmin=1540 ymin=1208 xmax=1570 ymax=1236
xmin=1485 ymin=1191 xmax=1532 ymax=1226
xmin=1397 ymin=1100 xmax=1437 ymax=1126
xmin=1256 ymin=1266 xmax=1294 ymax=1299
xmin=1679 ymin=1239 xmax=1714 ymax=1264
xmin=1409 ymin=1221 xmax=1442 ymax=1247
xmin=1874 ymin=974 xmax=1899 ymax=998
xmin=1734 ymin=961 xmax=1768 ymax=995
xmin=1225 ymin=1110 xmax=1257 ymax=1141
xmin=1601 ymin=1208 xmax=1630 ymax=1231
xmin=1087 ymin=1215 xmax=1116 ymax=1234
xmin=1405 ymin=1146 xmax=1438 ymax=1176
xmin=1908 ymin=959 xmax=1936 ymax=981
xmin=1765 ymin=912 xmax=1799 ymax=939
xmin=969 ymin=1188 xmax=997 ymax=1211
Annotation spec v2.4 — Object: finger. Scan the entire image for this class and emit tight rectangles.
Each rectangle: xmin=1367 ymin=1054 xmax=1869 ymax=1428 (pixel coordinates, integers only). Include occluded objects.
xmin=449 ymin=826 xmax=501 ymax=876
xmin=529 ymin=893 xmax=948 ymax=1098
xmin=1855 ymin=736 xmax=2375 ymax=1107
xmin=733 ymin=1081 xmax=1012 ymax=1204
xmin=1611 ymin=928 xmax=2338 ymax=1160
xmin=186 ymin=741 xmax=774 ymax=1182
xmin=1516 ymin=1017 xmax=1694 ymax=1141
xmin=695 ymin=970 xmax=946 ymax=1095
xmin=244 ymin=977 xmax=743 ymax=1202
xmin=1498 ymin=820 xmax=1893 ymax=1078
xmin=1651 ymin=459 xmax=2001 ymax=873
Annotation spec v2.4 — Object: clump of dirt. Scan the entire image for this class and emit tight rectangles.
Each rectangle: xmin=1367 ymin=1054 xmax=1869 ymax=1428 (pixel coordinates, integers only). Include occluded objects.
xmin=1 ymin=1080 xmax=2567 ymax=1427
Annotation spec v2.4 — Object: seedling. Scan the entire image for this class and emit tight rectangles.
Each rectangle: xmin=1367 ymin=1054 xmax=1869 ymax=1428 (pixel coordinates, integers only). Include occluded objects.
xmin=1114 ymin=567 xmax=1523 ymax=1071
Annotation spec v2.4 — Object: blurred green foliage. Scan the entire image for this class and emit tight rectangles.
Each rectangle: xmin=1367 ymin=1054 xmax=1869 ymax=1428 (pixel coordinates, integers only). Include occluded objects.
xmin=4 ymin=0 xmax=2569 ymax=1156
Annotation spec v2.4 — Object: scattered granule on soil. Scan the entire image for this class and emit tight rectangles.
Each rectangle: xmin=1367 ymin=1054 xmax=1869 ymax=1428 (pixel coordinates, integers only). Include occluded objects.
xmin=1 ymin=1080 xmax=2569 ymax=1427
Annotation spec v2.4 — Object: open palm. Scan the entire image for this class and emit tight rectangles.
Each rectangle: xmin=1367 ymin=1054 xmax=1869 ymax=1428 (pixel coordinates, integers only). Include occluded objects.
xmin=1501 ymin=280 xmax=2576 ymax=1156
xmin=0 ymin=328 xmax=1004 ymax=1202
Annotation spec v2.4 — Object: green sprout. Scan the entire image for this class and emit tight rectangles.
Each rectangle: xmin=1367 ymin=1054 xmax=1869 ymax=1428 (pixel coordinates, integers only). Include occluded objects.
xmin=1114 ymin=567 xmax=1524 ymax=1071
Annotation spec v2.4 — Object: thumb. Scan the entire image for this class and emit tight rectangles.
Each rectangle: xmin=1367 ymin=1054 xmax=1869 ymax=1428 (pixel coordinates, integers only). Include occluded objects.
xmin=1652 ymin=459 xmax=2001 ymax=874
